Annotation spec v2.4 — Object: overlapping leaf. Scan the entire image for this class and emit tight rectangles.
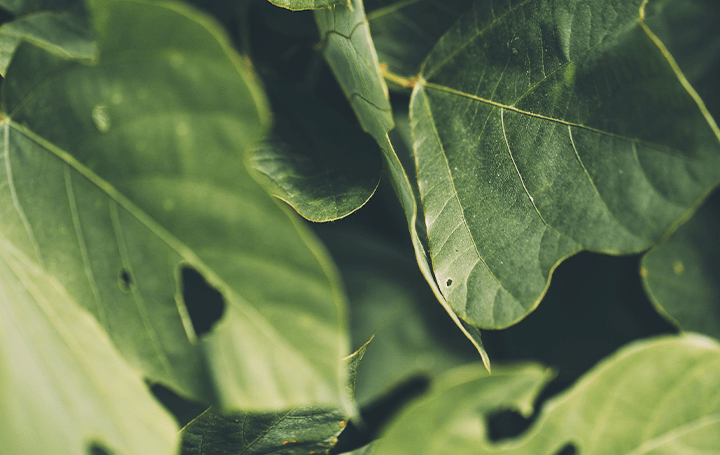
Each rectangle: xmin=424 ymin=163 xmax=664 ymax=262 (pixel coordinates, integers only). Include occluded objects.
xmin=0 ymin=236 xmax=177 ymax=455
xmin=411 ymin=0 xmax=720 ymax=329
xmin=0 ymin=0 xmax=96 ymax=75
xmin=249 ymin=82 xmax=381 ymax=222
xmin=179 ymin=340 xmax=369 ymax=455
xmin=315 ymin=0 xmax=490 ymax=369
xmin=373 ymin=334 xmax=720 ymax=455
xmin=0 ymin=0 xmax=348 ymax=410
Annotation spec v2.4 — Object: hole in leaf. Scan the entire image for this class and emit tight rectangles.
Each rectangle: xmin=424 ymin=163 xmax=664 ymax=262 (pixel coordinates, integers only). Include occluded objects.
xmin=181 ymin=266 xmax=225 ymax=337
xmin=554 ymin=442 xmax=578 ymax=455
xmin=118 ymin=269 xmax=133 ymax=292
xmin=87 ymin=441 xmax=113 ymax=455
xmin=146 ymin=378 xmax=208 ymax=427
xmin=486 ymin=409 xmax=532 ymax=442
xmin=446 ymin=279 xmax=453 ymax=286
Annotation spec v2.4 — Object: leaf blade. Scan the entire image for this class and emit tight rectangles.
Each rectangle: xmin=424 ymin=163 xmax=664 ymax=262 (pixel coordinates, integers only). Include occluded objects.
xmin=411 ymin=0 xmax=720 ymax=329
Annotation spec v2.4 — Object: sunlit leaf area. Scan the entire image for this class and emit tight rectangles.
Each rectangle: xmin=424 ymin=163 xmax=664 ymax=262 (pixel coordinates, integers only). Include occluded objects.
xmin=1 ymin=0 xmax=718 ymax=453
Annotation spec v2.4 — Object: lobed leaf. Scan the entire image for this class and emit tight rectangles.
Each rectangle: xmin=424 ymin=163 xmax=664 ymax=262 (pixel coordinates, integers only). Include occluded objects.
xmin=0 ymin=0 xmax=349 ymax=410
xmin=315 ymin=0 xmax=490 ymax=369
xmin=373 ymin=333 xmax=720 ymax=455
xmin=411 ymin=0 xmax=720 ymax=329
xmin=0 ymin=236 xmax=178 ymax=455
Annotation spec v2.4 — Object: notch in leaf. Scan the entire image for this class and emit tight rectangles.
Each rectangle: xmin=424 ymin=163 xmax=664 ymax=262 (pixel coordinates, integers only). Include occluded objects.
xmin=180 ymin=266 xmax=225 ymax=338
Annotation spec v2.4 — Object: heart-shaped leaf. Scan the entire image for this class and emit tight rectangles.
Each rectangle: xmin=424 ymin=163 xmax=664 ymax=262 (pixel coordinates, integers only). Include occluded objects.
xmin=411 ymin=0 xmax=720 ymax=329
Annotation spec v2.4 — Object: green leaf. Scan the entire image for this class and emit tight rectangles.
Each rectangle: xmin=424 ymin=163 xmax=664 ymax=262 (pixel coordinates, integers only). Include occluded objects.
xmin=178 ymin=340 xmax=369 ymax=455
xmin=0 ymin=0 xmax=348 ymax=410
xmin=0 ymin=236 xmax=178 ymax=455
xmin=0 ymin=0 xmax=96 ymax=76
xmin=267 ymin=0 xmax=349 ymax=11
xmin=365 ymin=0 xmax=474 ymax=86
xmin=411 ymin=0 xmax=720 ymax=329
xmin=642 ymin=189 xmax=720 ymax=339
xmin=644 ymin=0 xmax=720 ymax=119
xmin=373 ymin=334 xmax=720 ymax=455
xmin=318 ymin=228 xmax=478 ymax=405
xmin=315 ymin=0 xmax=490 ymax=369
xmin=248 ymin=82 xmax=382 ymax=222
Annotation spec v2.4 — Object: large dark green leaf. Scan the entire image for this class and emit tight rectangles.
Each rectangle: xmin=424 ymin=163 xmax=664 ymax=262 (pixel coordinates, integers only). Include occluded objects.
xmin=0 ymin=0 xmax=96 ymax=75
xmin=373 ymin=334 xmax=720 ymax=455
xmin=0 ymin=0 xmax=348 ymax=410
xmin=315 ymin=0 xmax=490 ymax=369
xmin=365 ymin=0 xmax=474 ymax=87
xmin=178 ymin=340 xmax=369 ymax=455
xmin=411 ymin=0 xmax=720 ymax=329
xmin=642 ymin=189 xmax=720 ymax=339
xmin=248 ymin=82 xmax=382 ymax=222
xmin=0 ymin=236 xmax=178 ymax=455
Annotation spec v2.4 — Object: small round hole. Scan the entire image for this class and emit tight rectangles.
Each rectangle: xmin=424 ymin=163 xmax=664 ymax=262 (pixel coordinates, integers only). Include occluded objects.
xmin=119 ymin=269 xmax=133 ymax=292
xmin=446 ymin=279 xmax=453 ymax=286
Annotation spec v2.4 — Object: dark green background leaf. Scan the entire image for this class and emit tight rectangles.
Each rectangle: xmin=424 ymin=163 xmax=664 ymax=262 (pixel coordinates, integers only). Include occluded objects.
xmin=317 ymin=227 xmax=478 ymax=405
xmin=249 ymin=81 xmax=382 ymax=222
xmin=365 ymin=0 xmax=474 ymax=86
xmin=642 ymin=189 xmax=720 ymax=339
xmin=411 ymin=0 xmax=720 ymax=329
xmin=0 ymin=0 xmax=96 ymax=75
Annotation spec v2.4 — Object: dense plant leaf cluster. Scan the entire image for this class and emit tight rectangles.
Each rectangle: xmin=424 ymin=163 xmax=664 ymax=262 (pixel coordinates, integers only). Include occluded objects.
xmin=0 ymin=0 xmax=718 ymax=454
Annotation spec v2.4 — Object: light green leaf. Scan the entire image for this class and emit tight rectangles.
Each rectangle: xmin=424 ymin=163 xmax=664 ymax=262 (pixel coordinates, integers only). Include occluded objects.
xmin=0 ymin=236 xmax=178 ymax=455
xmin=374 ymin=334 xmax=720 ymax=455
xmin=178 ymin=340 xmax=369 ymax=455
xmin=0 ymin=0 xmax=348 ymax=410
xmin=249 ymin=82 xmax=382 ymax=222
xmin=315 ymin=0 xmax=490 ymax=370
xmin=411 ymin=0 xmax=720 ymax=329
xmin=0 ymin=0 xmax=96 ymax=76
xmin=365 ymin=0 xmax=474 ymax=87
xmin=642 ymin=189 xmax=720 ymax=339
xmin=267 ymin=0 xmax=349 ymax=11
